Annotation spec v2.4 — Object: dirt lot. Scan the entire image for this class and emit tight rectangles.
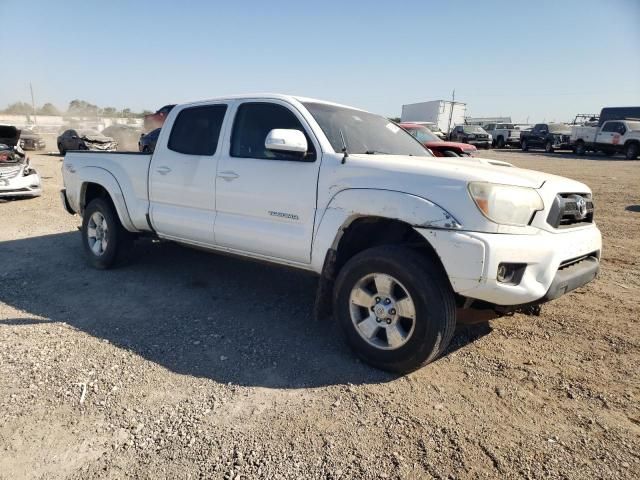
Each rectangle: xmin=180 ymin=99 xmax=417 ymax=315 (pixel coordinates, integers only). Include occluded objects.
xmin=1 ymin=148 xmax=639 ymax=479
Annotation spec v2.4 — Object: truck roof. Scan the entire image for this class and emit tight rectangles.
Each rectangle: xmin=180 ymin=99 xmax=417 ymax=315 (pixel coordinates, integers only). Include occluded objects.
xmin=177 ymin=93 xmax=366 ymax=113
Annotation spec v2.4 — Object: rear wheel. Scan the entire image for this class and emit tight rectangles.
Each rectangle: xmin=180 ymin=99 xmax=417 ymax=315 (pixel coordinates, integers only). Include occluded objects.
xmin=521 ymin=139 xmax=529 ymax=151
xmin=333 ymin=246 xmax=456 ymax=373
xmin=625 ymin=143 xmax=639 ymax=160
xmin=82 ymin=198 xmax=134 ymax=269
xmin=575 ymin=140 xmax=586 ymax=156
xmin=497 ymin=137 xmax=505 ymax=149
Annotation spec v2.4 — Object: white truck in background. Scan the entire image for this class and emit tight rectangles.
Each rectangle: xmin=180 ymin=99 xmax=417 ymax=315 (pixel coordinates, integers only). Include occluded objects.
xmin=571 ymin=119 xmax=640 ymax=159
xmin=401 ymin=100 xmax=466 ymax=135
xmin=61 ymin=94 xmax=602 ymax=373
xmin=483 ymin=122 xmax=521 ymax=149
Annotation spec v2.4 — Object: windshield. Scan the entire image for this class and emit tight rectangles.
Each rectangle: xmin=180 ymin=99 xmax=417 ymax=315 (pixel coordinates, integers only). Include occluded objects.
xmin=548 ymin=123 xmax=571 ymax=134
xmin=463 ymin=126 xmax=486 ymax=134
xmin=496 ymin=124 xmax=515 ymax=129
xmin=303 ymin=102 xmax=430 ymax=156
xmin=403 ymin=125 xmax=441 ymax=143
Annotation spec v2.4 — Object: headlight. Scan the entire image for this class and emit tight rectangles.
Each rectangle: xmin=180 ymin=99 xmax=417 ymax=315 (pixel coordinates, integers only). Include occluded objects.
xmin=468 ymin=182 xmax=543 ymax=226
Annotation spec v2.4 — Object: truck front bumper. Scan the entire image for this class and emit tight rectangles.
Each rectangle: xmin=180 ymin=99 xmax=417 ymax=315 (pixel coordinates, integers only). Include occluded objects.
xmin=416 ymin=225 xmax=602 ymax=306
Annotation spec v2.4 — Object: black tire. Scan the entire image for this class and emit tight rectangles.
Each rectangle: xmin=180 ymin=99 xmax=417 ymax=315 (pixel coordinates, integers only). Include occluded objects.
xmin=545 ymin=140 xmax=554 ymax=153
xmin=443 ymin=150 xmax=459 ymax=157
xmin=58 ymin=143 xmax=66 ymax=155
xmin=497 ymin=136 xmax=505 ymax=149
xmin=333 ymin=245 xmax=456 ymax=373
xmin=575 ymin=140 xmax=586 ymax=156
xmin=82 ymin=198 xmax=134 ymax=269
xmin=521 ymin=139 xmax=528 ymax=151
xmin=625 ymin=143 xmax=639 ymax=160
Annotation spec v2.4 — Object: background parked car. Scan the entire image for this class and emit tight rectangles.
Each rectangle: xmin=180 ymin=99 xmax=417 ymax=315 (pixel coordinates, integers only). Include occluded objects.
xmin=143 ymin=104 xmax=176 ymax=131
xmin=520 ymin=123 xmax=572 ymax=153
xmin=138 ymin=128 xmax=161 ymax=153
xmin=57 ymin=129 xmax=117 ymax=155
xmin=449 ymin=125 xmax=492 ymax=148
xmin=18 ymin=128 xmax=46 ymax=150
xmin=483 ymin=123 xmax=520 ymax=148
xmin=400 ymin=123 xmax=477 ymax=156
xmin=102 ymin=124 xmax=142 ymax=151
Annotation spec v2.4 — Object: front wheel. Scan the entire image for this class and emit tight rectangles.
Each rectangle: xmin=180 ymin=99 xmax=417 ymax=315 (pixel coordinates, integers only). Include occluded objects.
xmin=625 ymin=143 xmax=639 ymax=160
xmin=82 ymin=198 xmax=133 ymax=269
xmin=497 ymin=137 xmax=505 ymax=149
xmin=545 ymin=140 xmax=554 ymax=153
xmin=575 ymin=141 xmax=586 ymax=156
xmin=333 ymin=246 xmax=456 ymax=373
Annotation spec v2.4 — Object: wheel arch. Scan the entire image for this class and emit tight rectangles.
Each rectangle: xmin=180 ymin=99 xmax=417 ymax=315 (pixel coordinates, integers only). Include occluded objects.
xmin=311 ymin=189 xmax=459 ymax=276
xmin=79 ymin=167 xmax=137 ymax=232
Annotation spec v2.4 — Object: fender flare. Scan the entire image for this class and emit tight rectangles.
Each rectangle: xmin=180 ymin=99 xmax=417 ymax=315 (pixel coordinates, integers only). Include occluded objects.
xmin=310 ymin=188 xmax=460 ymax=272
xmin=79 ymin=167 xmax=138 ymax=232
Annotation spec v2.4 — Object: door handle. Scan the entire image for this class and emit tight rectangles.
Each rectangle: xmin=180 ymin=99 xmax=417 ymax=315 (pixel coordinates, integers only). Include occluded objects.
xmin=217 ymin=171 xmax=239 ymax=181
xmin=156 ymin=166 xmax=171 ymax=175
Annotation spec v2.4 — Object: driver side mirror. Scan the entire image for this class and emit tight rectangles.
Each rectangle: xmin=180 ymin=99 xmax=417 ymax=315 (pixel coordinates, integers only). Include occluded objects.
xmin=265 ymin=129 xmax=307 ymax=154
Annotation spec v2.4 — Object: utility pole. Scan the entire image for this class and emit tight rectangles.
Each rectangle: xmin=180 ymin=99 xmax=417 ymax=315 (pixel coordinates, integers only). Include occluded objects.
xmin=446 ymin=89 xmax=455 ymax=133
xmin=30 ymin=82 xmax=37 ymax=125
xmin=446 ymin=89 xmax=465 ymax=134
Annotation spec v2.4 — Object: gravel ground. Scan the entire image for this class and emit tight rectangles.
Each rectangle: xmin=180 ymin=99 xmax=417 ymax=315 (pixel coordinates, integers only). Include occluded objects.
xmin=1 ymin=148 xmax=639 ymax=479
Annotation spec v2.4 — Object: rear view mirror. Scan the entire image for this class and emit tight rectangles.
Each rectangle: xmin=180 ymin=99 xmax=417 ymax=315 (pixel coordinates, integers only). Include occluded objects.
xmin=265 ymin=129 xmax=307 ymax=154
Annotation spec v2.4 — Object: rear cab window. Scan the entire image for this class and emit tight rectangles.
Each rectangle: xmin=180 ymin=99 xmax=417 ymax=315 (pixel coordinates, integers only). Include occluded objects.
xmin=168 ymin=104 xmax=227 ymax=155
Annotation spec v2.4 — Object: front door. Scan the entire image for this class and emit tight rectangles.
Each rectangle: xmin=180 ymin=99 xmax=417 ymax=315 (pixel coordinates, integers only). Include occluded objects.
xmin=149 ymin=103 xmax=228 ymax=245
xmin=595 ymin=121 xmax=624 ymax=148
xmin=214 ymin=100 xmax=321 ymax=264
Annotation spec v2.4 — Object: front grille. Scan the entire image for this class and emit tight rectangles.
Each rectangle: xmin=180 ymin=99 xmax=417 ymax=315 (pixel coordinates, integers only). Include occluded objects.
xmin=547 ymin=193 xmax=594 ymax=228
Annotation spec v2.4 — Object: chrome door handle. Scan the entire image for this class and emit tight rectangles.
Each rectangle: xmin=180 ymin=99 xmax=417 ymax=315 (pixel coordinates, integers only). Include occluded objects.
xmin=217 ymin=171 xmax=239 ymax=181
xmin=156 ymin=166 xmax=171 ymax=175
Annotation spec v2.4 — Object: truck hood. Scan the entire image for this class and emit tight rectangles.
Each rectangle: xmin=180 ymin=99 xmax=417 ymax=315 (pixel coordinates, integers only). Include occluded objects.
xmin=342 ymin=153 xmax=588 ymax=190
xmin=328 ymin=154 xmax=591 ymax=234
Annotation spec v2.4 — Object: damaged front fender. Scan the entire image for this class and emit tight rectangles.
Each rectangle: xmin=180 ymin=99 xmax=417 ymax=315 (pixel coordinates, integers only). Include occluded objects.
xmin=310 ymin=188 xmax=461 ymax=272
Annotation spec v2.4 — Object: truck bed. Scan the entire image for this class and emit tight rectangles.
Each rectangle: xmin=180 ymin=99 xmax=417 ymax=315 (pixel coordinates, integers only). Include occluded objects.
xmin=63 ymin=151 xmax=153 ymax=232
xmin=570 ymin=125 xmax=598 ymax=143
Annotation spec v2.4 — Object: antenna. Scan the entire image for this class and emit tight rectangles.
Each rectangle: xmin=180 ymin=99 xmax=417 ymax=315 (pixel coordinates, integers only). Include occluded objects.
xmin=339 ymin=130 xmax=349 ymax=164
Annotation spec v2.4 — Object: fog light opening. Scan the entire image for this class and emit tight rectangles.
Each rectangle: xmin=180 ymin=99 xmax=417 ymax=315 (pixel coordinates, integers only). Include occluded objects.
xmin=497 ymin=263 xmax=526 ymax=285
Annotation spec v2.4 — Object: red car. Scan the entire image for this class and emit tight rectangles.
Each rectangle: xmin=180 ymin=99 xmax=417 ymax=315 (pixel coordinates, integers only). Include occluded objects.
xmin=143 ymin=104 xmax=176 ymax=131
xmin=400 ymin=123 xmax=477 ymax=157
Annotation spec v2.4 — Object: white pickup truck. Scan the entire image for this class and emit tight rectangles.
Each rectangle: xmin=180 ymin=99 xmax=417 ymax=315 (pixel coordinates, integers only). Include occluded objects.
xmin=61 ymin=94 xmax=602 ymax=373
xmin=571 ymin=119 xmax=640 ymax=159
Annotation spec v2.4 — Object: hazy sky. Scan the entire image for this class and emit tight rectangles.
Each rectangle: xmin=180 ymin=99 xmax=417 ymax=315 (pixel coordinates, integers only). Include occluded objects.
xmin=2 ymin=0 xmax=639 ymax=122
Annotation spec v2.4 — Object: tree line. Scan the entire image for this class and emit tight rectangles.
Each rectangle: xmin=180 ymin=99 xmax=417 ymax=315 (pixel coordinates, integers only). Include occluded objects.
xmin=1 ymin=100 xmax=152 ymax=118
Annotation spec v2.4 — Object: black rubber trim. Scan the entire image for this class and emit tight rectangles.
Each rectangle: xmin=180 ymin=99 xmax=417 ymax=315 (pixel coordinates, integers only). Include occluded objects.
xmin=542 ymin=256 xmax=599 ymax=301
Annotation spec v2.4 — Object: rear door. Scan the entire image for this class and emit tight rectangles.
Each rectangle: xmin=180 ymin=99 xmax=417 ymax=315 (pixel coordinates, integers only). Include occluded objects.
xmin=530 ymin=124 xmax=546 ymax=146
xmin=214 ymin=100 xmax=321 ymax=263
xmin=149 ymin=103 xmax=228 ymax=245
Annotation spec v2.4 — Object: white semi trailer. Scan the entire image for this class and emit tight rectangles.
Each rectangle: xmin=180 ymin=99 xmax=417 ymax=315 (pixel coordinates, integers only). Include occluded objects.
xmin=401 ymin=100 xmax=467 ymax=134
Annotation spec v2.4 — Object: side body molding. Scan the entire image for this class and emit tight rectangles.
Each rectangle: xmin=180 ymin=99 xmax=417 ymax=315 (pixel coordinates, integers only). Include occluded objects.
xmin=310 ymin=188 xmax=460 ymax=273
xmin=78 ymin=167 xmax=138 ymax=232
